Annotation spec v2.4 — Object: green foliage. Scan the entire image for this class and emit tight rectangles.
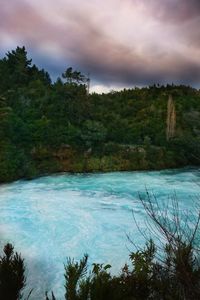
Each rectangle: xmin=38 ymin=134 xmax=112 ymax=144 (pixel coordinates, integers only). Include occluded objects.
xmin=64 ymin=254 xmax=89 ymax=300
xmin=0 ymin=243 xmax=26 ymax=300
xmin=81 ymin=120 xmax=107 ymax=148
xmin=62 ymin=67 xmax=87 ymax=86
xmin=0 ymin=143 xmax=27 ymax=182
xmin=63 ymin=237 xmax=200 ymax=300
xmin=2 ymin=236 xmax=200 ymax=299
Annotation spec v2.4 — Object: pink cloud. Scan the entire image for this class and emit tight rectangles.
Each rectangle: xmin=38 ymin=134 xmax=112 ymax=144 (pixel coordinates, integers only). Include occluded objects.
xmin=1 ymin=0 xmax=200 ymax=88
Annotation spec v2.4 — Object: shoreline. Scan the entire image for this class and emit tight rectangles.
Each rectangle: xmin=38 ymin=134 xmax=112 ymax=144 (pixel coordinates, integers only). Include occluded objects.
xmin=1 ymin=164 xmax=199 ymax=185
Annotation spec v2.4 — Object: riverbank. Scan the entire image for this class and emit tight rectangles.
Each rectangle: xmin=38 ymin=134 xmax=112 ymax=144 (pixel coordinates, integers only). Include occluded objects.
xmin=1 ymin=143 xmax=197 ymax=183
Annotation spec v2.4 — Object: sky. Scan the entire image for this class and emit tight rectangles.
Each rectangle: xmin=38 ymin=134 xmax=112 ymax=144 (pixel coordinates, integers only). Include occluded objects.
xmin=0 ymin=0 xmax=200 ymax=93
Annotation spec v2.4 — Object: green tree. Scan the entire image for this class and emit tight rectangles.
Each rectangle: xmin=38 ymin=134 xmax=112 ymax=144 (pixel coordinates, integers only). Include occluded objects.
xmin=62 ymin=67 xmax=86 ymax=85
xmin=81 ymin=120 xmax=107 ymax=148
xmin=0 ymin=244 xmax=26 ymax=300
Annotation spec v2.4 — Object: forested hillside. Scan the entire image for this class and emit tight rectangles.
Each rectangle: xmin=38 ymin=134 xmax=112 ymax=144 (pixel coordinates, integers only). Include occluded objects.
xmin=0 ymin=46 xmax=200 ymax=182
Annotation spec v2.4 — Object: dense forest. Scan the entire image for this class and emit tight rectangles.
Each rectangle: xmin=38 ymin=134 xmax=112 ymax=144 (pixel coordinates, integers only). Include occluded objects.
xmin=0 ymin=46 xmax=200 ymax=182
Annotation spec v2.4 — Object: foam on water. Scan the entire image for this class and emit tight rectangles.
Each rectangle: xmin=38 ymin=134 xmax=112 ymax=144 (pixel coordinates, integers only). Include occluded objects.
xmin=0 ymin=168 xmax=199 ymax=298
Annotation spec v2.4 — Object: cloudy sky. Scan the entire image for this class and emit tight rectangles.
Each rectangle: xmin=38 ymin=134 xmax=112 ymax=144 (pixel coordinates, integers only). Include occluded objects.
xmin=1 ymin=0 xmax=200 ymax=92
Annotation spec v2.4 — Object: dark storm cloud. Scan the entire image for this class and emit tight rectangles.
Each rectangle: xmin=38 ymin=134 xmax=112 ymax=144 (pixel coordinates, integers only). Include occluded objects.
xmin=140 ymin=0 xmax=200 ymax=22
xmin=0 ymin=0 xmax=200 ymax=91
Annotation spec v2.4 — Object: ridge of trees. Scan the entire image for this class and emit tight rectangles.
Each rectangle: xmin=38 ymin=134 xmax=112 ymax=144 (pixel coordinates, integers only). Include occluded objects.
xmin=0 ymin=46 xmax=200 ymax=182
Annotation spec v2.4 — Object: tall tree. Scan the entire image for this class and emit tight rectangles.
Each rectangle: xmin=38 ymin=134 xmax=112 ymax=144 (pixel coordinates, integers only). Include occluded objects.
xmin=166 ymin=95 xmax=176 ymax=141
xmin=62 ymin=67 xmax=87 ymax=85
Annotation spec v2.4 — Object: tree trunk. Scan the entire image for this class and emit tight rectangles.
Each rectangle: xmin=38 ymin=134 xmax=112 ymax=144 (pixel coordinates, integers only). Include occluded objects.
xmin=166 ymin=95 xmax=176 ymax=141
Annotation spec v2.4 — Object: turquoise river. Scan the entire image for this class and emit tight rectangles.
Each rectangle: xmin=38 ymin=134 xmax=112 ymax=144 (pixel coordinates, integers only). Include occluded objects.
xmin=0 ymin=168 xmax=199 ymax=298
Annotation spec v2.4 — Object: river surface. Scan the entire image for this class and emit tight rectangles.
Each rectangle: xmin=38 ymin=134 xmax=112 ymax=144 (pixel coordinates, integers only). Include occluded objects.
xmin=0 ymin=168 xmax=199 ymax=298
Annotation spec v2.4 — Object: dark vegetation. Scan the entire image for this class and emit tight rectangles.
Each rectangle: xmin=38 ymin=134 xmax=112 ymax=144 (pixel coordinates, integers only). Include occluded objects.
xmin=1 ymin=194 xmax=200 ymax=300
xmin=0 ymin=46 xmax=200 ymax=182
xmin=0 ymin=244 xmax=26 ymax=300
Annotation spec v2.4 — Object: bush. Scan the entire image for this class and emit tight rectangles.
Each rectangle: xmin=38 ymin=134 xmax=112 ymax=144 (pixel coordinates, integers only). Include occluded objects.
xmin=0 ymin=243 xmax=26 ymax=300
